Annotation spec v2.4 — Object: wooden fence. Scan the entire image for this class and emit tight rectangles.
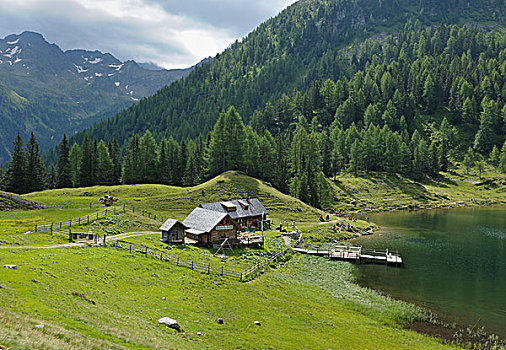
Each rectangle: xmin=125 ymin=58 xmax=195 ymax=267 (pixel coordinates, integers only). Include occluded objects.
xmin=111 ymin=239 xmax=292 ymax=282
xmin=112 ymin=240 xmax=243 ymax=280
xmin=35 ymin=207 xmax=123 ymax=234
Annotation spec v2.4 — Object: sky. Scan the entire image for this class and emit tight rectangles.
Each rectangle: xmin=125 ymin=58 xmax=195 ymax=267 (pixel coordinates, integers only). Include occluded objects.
xmin=0 ymin=0 xmax=298 ymax=69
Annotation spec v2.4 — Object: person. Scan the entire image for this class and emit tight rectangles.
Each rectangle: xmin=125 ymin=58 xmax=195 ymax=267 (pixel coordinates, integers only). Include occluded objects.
xmin=319 ymin=215 xmax=324 ymax=222
xmin=326 ymin=214 xmax=329 ymax=222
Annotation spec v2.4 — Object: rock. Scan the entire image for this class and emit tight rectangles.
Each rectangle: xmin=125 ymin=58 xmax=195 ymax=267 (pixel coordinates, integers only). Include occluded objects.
xmin=158 ymin=317 xmax=181 ymax=331
xmin=197 ymin=332 xmax=202 ymax=336
xmin=161 ymin=297 xmax=166 ymax=300
xmin=216 ymin=317 xmax=224 ymax=324
xmin=2 ymin=265 xmax=17 ymax=270
xmin=254 ymin=321 xmax=261 ymax=326
xmin=34 ymin=324 xmax=44 ymax=329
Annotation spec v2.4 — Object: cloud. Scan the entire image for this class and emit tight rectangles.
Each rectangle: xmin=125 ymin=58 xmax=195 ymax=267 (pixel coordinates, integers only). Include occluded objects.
xmin=0 ymin=0 xmax=297 ymax=69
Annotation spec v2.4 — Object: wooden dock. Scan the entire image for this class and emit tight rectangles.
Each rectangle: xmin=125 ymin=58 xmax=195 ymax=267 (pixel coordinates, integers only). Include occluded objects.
xmin=293 ymin=245 xmax=402 ymax=266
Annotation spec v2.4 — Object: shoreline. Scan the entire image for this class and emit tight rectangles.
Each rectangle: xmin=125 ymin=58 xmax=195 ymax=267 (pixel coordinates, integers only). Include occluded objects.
xmin=351 ymin=206 xmax=506 ymax=348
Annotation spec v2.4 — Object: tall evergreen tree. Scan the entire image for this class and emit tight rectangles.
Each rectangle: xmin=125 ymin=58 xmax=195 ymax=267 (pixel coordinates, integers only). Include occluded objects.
xmin=110 ymin=138 xmax=122 ymax=185
xmin=499 ymin=141 xmax=506 ymax=174
xmin=474 ymin=98 xmax=500 ymax=153
xmin=207 ymin=106 xmax=246 ymax=176
xmin=4 ymin=133 xmax=26 ymax=194
xmin=95 ymin=141 xmax=114 ymax=185
xmin=123 ymin=133 xmax=141 ymax=184
xmin=139 ymin=130 xmax=159 ymax=184
xmin=79 ymin=133 xmax=94 ymax=187
xmin=463 ymin=147 xmax=475 ymax=175
xmin=57 ymin=134 xmax=72 ymax=188
xmin=69 ymin=143 xmax=81 ymax=187
xmin=25 ymin=131 xmax=46 ymax=193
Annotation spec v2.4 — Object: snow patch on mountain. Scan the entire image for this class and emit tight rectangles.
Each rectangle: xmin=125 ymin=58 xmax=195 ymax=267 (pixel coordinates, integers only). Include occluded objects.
xmin=115 ymin=82 xmax=120 ymax=87
xmin=74 ymin=64 xmax=88 ymax=73
xmin=7 ymin=39 xmax=19 ymax=45
xmin=95 ymin=72 xmax=103 ymax=77
xmin=89 ymin=57 xmax=102 ymax=64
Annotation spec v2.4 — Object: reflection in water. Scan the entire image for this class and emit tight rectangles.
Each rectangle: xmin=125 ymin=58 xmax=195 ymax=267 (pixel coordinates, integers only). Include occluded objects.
xmin=354 ymin=208 xmax=506 ymax=339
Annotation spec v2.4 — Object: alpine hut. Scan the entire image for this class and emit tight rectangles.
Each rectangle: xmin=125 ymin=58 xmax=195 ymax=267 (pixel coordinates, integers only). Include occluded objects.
xmin=182 ymin=207 xmax=240 ymax=246
xmin=198 ymin=198 xmax=269 ymax=231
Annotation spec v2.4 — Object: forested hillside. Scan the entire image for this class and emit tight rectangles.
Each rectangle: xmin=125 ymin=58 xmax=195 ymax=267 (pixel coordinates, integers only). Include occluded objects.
xmin=80 ymin=0 xmax=504 ymax=145
xmin=2 ymin=0 xmax=506 ymax=208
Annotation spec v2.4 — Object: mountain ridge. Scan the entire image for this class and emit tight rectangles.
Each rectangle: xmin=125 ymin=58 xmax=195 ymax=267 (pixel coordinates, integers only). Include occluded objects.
xmin=0 ymin=31 xmax=196 ymax=164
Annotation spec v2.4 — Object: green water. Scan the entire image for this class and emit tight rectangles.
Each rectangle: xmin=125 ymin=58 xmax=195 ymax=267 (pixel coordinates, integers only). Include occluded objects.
xmin=354 ymin=207 xmax=506 ymax=338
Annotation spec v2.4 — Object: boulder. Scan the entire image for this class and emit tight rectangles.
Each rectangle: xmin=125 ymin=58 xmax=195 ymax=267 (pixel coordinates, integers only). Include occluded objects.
xmin=254 ymin=321 xmax=261 ymax=326
xmin=158 ymin=317 xmax=181 ymax=331
xmin=2 ymin=265 xmax=17 ymax=270
xmin=216 ymin=318 xmax=224 ymax=325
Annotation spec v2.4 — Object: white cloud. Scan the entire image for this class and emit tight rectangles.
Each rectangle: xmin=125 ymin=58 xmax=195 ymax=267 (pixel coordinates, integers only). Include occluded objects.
xmin=0 ymin=0 xmax=298 ymax=69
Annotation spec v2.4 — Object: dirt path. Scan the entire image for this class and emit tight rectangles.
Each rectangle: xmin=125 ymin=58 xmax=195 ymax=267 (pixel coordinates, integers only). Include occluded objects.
xmin=0 ymin=231 xmax=159 ymax=250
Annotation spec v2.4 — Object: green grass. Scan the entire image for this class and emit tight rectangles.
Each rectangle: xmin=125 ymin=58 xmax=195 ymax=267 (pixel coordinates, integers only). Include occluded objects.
xmin=328 ymin=164 xmax=506 ymax=213
xmin=0 ymin=246 xmax=455 ymax=350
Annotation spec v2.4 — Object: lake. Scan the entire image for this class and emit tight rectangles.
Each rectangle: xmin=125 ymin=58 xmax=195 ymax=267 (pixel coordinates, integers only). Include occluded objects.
xmin=354 ymin=207 xmax=506 ymax=339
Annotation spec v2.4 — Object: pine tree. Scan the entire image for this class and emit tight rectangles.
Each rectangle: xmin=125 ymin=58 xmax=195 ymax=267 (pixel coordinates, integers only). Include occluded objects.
xmin=428 ymin=141 xmax=440 ymax=175
xmin=4 ymin=133 xmax=26 ymax=194
xmin=57 ymin=134 xmax=72 ymax=188
xmin=25 ymin=131 xmax=46 ymax=193
xmin=79 ymin=133 xmax=94 ymax=187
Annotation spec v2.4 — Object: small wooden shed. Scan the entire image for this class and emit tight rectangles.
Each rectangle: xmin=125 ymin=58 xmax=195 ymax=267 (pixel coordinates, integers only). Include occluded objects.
xmin=159 ymin=219 xmax=187 ymax=244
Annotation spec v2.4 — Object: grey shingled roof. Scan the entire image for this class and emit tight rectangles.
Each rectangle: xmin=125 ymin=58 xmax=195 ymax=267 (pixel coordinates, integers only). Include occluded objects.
xmin=182 ymin=208 xmax=229 ymax=234
xmin=159 ymin=219 xmax=187 ymax=231
xmin=199 ymin=198 xmax=268 ymax=220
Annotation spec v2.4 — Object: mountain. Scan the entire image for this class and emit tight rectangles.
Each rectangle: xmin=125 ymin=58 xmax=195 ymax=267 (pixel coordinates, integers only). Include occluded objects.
xmin=81 ymin=0 xmax=504 ymax=147
xmin=0 ymin=31 xmax=195 ymax=164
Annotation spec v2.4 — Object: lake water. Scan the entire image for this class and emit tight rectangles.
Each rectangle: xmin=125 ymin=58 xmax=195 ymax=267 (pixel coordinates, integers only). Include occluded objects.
xmin=354 ymin=207 xmax=506 ymax=339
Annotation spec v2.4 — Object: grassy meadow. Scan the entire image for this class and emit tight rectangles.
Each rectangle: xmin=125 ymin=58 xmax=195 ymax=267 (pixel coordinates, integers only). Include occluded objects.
xmin=1 ymin=170 xmax=504 ymax=348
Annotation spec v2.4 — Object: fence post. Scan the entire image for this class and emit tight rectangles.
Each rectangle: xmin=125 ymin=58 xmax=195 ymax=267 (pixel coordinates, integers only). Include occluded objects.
xmin=35 ymin=224 xmax=37 ymax=232
xmin=69 ymin=229 xmax=72 ymax=242
xmin=191 ymin=261 xmax=194 ymax=270
xmin=154 ymin=215 xmax=156 ymax=221
xmin=51 ymin=224 xmax=53 ymax=235
xmin=145 ymin=246 xmax=148 ymax=255
xmin=123 ymin=204 xmax=125 ymax=212
xmin=90 ymin=203 xmax=92 ymax=209
xmin=60 ymin=222 xmax=62 ymax=229
xmin=78 ymin=217 xmax=81 ymax=225
xmin=208 ymin=263 xmax=210 ymax=274
xmin=240 ymin=273 xmax=243 ymax=282
xmin=177 ymin=257 xmax=179 ymax=266
xmin=103 ymin=235 xmax=106 ymax=244
xmin=222 ymin=266 xmax=224 ymax=276
xmin=161 ymin=252 xmax=163 ymax=261
xmin=130 ymin=243 xmax=132 ymax=253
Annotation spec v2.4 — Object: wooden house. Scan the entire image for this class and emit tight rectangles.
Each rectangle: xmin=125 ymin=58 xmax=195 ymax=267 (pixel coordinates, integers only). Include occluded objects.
xmin=182 ymin=208 xmax=240 ymax=246
xmin=159 ymin=219 xmax=187 ymax=244
xmin=199 ymin=198 xmax=269 ymax=231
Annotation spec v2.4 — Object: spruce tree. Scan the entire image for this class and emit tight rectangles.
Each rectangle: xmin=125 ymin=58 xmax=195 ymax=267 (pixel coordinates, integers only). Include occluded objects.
xmin=95 ymin=141 xmax=114 ymax=185
xmin=123 ymin=133 xmax=141 ymax=184
xmin=139 ymin=130 xmax=159 ymax=184
xmin=79 ymin=133 xmax=94 ymax=187
xmin=474 ymin=98 xmax=500 ymax=153
xmin=25 ymin=131 xmax=46 ymax=193
xmin=69 ymin=143 xmax=81 ymax=187
xmin=4 ymin=133 xmax=26 ymax=194
xmin=57 ymin=134 xmax=72 ymax=188
xmin=489 ymin=145 xmax=500 ymax=167
xmin=48 ymin=165 xmax=56 ymax=189
xmin=110 ymin=139 xmax=122 ymax=185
